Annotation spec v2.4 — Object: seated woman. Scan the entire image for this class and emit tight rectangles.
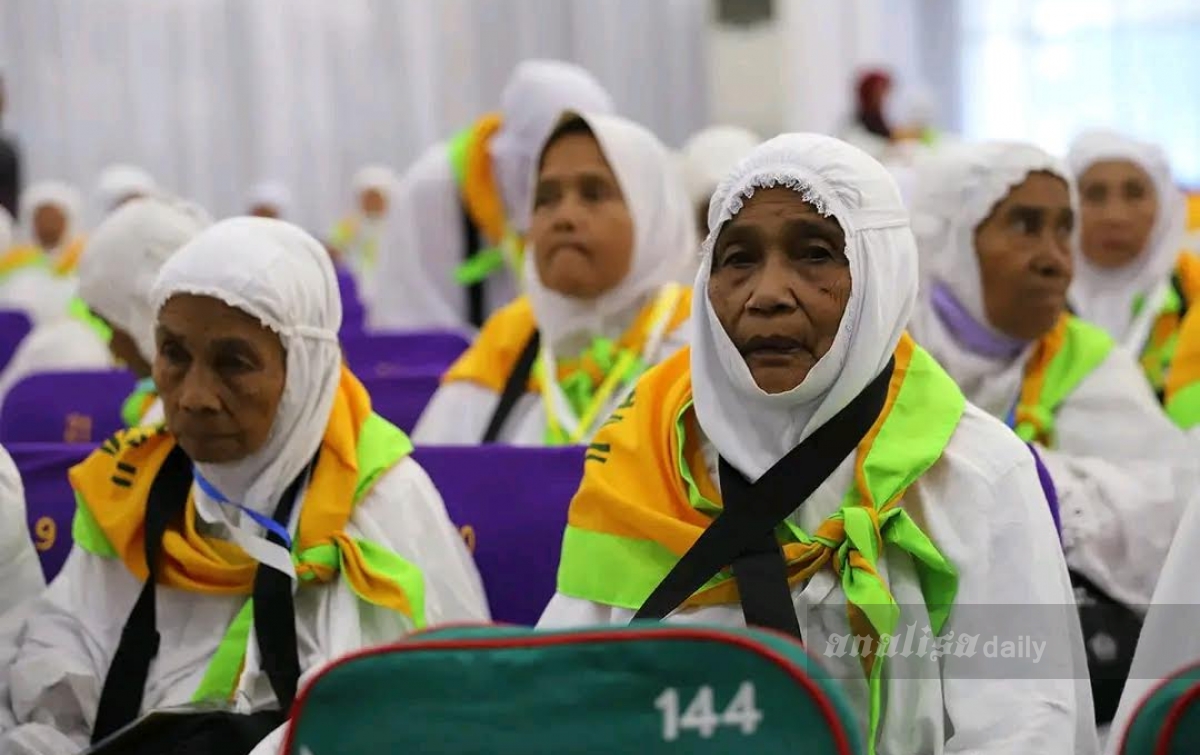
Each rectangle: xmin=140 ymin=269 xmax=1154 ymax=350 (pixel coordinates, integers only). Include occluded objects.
xmin=6 ymin=181 xmax=86 ymax=277
xmin=1066 ymin=130 xmax=1200 ymax=424
xmin=539 ymin=134 xmax=1089 ymax=753
xmin=76 ymin=195 xmax=211 ymax=426
xmin=329 ymin=165 xmax=398 ymax=299
xmin=413 ymin=112 xmax=695 ymax=446
xmin=0 ymin=217 xmax=489 ymax=755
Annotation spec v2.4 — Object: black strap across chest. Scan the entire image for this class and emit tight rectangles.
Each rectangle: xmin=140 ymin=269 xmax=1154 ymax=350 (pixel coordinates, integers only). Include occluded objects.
xmin=461 ymin=201 xmax=486 ymax=329
xmin=481 ymin=330 xmax=541 ymax=444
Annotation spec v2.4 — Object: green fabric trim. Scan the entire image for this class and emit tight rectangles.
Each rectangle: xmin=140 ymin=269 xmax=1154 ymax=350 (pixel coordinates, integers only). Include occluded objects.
xmin=191 ymin=601 xmax=253 ymax=703
xmin=71 ymin=492 xmax=117 ymax=558
xmin=298 ymin=540 xmax=427 ymax=628
xmin=1015 ymin=317 xmax=1113 ymax=446
xmin=67 ymin=298 xmax=112 ymax=343
xmin=1168 ymin=380 xmax=1200 ymax=429
xmin=120 ymin=378 xmax=157 ymax=428
xmin=446 ymin=125 xmax=472 ymax=190
xmin=453 ymin=246 xmax=505 ymax=285
xmin=353 ymin=412 xmax=413 ymax=504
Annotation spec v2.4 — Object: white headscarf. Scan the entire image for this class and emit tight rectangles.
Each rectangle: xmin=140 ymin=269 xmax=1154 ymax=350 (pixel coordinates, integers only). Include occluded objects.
xmin=19 ymin=181 xmax=82 ymax=251
xmin=77 ymin=195 xmax=211 ymax=364
xmin=151 ymin=218 xmax=342 ymax=570
xmin=691 ymin=133 xmax=913 ymax=483
xmin=351 ymin=164 xmax=399 ymax=206
xmin=95 ymin=164 xmax=157 ymax=215
xmin=489 ymin=60 xmax=616 ymax=233
xmin=907 ymin=141 xmax=1074 ymax=417
xmin=1066 ymin=129 xmax=1186 ymax=346
xmin=523 ymin=112 xmax=696 ymax=354
xmin=0 ymin=206 xmax=12 ymax=252
xmin=246 ymin=180 xmax=294 ymax=219
xmin=679 ymin=126 xmax=761 ymax=207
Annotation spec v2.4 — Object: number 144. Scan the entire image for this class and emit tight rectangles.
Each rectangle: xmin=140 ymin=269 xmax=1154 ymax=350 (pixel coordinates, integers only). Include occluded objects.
xmin=654 ymin=682 xmax=763 ymax=741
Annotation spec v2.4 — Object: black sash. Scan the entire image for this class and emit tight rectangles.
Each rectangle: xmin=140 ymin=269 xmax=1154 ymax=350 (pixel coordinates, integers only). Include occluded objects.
xmin=634 ymin=358 xmax=895 ymax=639
xmin=481 ymin=330 xmax=541 ymax=444
xmin=461 ymin=201 xmax=486 ymax=329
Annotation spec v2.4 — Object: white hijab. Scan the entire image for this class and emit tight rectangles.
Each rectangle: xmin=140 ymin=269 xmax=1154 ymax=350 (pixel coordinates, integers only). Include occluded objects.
xmin=523 ymin=112 xmax=696 ymax=354
xmin=1066 ymin=129 xmax=1186 ymax=347
xmin=679 ymin=126 xmax=761 ymax=208
xmin=151 ymin=218 xmax=342 ymax=570
xmin=907 ymin=142 xmax=1074 ymax=417
xmin=19 ymin=181 xmax=82 ymax=252
xmin=95 ymin=164 xmax=157 ymax=216
xmin=77 ymin=195 xmax=211 ymax=364
xmin=351 ymin=165 xmax=399 ymax=217
xmin=489 ymin=60 xmax=615 ymax=234
xmin=0 ymin=206 xmax=12 ymax=252
xmin=691 ymin=133 xmax=913 ymax=483
xmin=246 ymin=180 xmax=294 ymax=219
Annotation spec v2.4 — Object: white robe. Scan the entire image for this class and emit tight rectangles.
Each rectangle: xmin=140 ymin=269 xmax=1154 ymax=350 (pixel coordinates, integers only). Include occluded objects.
xmin=538 ymin=404 xmax=1097 ymax=755
xmin=0 ymin=457 xmax=489 ymax=754
xmin=0 ymin=319 xmax=112 ymax=408
xmin=0 ymin=445 xmax=42 ymax=619
xmin=368 ymin=144 xmax=518 ymax=333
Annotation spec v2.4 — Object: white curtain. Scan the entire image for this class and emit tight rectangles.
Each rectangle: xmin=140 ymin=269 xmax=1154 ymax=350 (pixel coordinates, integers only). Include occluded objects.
xmin=0 ymin=0 xmax=709 ymax=233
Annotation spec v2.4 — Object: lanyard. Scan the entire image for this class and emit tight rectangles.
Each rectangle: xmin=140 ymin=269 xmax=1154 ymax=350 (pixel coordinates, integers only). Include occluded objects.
xmin=193 ymin=468 xmax=294 ymax=550
xmin=541 ymin=283 xmax=685 ymax=444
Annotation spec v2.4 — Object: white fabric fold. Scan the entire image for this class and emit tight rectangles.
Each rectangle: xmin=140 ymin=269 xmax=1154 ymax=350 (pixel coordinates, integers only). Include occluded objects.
xmin=678 ymin=126 xmax=761 ymax=207
xmin=94 ymin=164 xmax=157 ymax=218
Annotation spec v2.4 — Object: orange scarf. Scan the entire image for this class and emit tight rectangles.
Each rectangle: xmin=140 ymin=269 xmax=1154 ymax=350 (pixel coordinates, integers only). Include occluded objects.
xmin=458 ymin=114 xmax=508 ymax=246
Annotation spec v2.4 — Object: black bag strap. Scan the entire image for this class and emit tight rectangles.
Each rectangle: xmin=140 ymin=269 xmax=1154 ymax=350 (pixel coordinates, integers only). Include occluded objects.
xmin=461 ymin=201 xmax=486 ymax=329
xmin=91 ymin=448 xmax=314 ymax=743
xmin=633 ymin=357 xmax=895 ymax=638
xmin=481 ymin=330 xmax=541 ymax=444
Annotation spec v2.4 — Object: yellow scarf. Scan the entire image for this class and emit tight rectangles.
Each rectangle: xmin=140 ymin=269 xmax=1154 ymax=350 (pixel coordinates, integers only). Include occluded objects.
xmin=50 ymin=237 xmax=86 ymax=276
xmin=69 ymin=366 xmax=416 ymax=618
xmin=0 ymin=245 xmax=45 ymax=278
xmin=442 ymin=288 xmax=693 ymax=395
xmin=459 ymin=114 xmax=508 ymax=247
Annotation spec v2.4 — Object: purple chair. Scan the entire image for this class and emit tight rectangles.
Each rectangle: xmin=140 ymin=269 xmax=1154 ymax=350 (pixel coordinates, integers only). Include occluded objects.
xmin=414 ymin=445 xmax=585 ymax=625
xmin=361 ymin=372 xmax=442 ymax=433
xmin=336 ymin=266 xmax=361 ymax=308
xmin=343 ymin=332 xmax=470 ymax=378
xmin=0 ymin=370 xmax=136 ymax=444
xmin=9 ymin=442 xmax=91 ymax=581
xmin=0 ymin=309 xmax=32 ymax=373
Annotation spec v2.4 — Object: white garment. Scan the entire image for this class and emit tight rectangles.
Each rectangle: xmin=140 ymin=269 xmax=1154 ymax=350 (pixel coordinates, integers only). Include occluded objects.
xmin=1066 ymin=130 xmax=1188 ymax=352
xmin=0 ymin=208 xmax=13 ymax=253
xmin=76 ymin=195 xmax=211 ymax=365
xmin=907 ymin=142 xmax=1195 ymax=608
xmin=678 ymin=126 xmax=761 ymax=209
xmin=414 ymin=111 xmax=695 ymax=446
xmin=0 ymin=444 xmax=43 ymax=619
xmin=0 ymin=318 xmax=112 ymax=408
xmin=370 ymin=60 xmax=614 ymax=332
xmin=93 ymin=165 xmax=157 ymax=220
xmin=0 ymin=457 xmax=489 ymax=754
xmin=0 ymin=267 xmax=78 ymax=328
xmin=1104 ymin=491 xmax=1200 ymax=755
xmin=539 ymin=407 xmax=1095 ymax=755
xmin=18 ymin=182 xmax=82 ymax=257
xmin=341 ymin=165 xmax=399 ymax=305
xmin=245 ymin=180 xmax=293 ymax=219
xmin=151 ymin=218 xmax=343 ymax=574
xmin=690 ymin=133 xmax=912 ymax=483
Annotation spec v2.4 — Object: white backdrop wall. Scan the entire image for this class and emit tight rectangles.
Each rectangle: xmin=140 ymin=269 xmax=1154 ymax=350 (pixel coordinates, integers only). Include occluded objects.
xmin=0 ymin=0 xmax=709 ymax=233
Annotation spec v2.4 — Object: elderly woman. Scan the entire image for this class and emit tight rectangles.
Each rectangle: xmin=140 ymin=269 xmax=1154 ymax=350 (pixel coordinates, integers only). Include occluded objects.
xmin=907 ymin=141 xmax=1196 ymax=729
xmin=539 ymin=134 xmax=1091 ymax=754
xmin=0 ymin=218 xmax=488 ymax=755
xmin=1066 ymin=130 xmax=1200 ymax=427
xmin=413 ymin=112 xmax=695 ymax=447
xmin=369 ymin=60 xmax=615 ymax=332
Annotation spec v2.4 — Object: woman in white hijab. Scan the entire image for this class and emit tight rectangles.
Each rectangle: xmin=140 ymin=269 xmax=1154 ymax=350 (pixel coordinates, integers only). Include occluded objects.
xmin=329 ymin=164 xmax=398 ymax=304
xmin=8 ymin=181 xmax=86 ymax=276
xmin=369 ymin=59 xmax=615 ymax=332
xmin=413 ymin=111 xmax=695 ymax=447
xmin=94 ymin=164 xmax=157 ymax=220
xmin=246 ymin=180 xmax=293 ymax=220
xmin=539 ymin=133 xmax=1092 ymax=754
xmin=1066 ymin=130 xmax=1200 ymax=425
xmin=0 ymin=218 xmax=488 ymax=755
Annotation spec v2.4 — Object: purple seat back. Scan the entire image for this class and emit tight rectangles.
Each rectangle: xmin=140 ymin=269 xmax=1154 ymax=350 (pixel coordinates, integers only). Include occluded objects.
xmin=412 ymin=445 xmax=584 ymax=624
xmin=0 ymin=370 xmax=136 ymax=444
xmin=361 ymin=373 xmax=442 ymax=433
xmin=0 ymin=309 xmax=32 ymax=372
xmin=13 ymin=442 xmax=585 ymax=625
xmin=9 ymin=442 xmax=91 ymax=581
xmin=342 ymin=332 xmax=470 ymax=378
xmin=1027 ymin=443 xmax=1062 ymax=540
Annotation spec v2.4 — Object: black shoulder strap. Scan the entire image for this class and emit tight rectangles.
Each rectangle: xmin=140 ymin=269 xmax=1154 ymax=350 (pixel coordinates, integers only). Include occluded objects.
xmin=1172 ymin=271 xmax=1190 ymax=321
xmin=91 ymin=449 xmax=313 ymax=744
xmin=481 ymin=330 xmax=541 ymax=444
xmin=633 ymin=358 xmax=895 ymax=639
xmin=461 ymin=201 xmax=486 ymax=329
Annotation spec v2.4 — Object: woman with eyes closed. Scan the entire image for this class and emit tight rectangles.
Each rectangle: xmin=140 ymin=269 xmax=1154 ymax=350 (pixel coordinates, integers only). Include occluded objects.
xmin=413 ymin=112 xmax=695 ymax=447
xmin=0 ymin=218 xmax=488 ymax=755
xmin=539 ymin=134 xmax=1088 ymax=755
xmin=907 ymin=142 xmax=1197 ymax=731
xmin=1066 ymin=130 xmax=1200 ymax=428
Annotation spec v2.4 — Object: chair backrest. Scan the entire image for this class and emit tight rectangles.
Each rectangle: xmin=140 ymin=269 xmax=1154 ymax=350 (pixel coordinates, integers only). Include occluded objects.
xmin=414 ymin=445 xmax=584 ymax=625
xmin=0 ymin=308 xmax=32 ymax=372
xmin=342 ymin=332 xmax=470 ymax=378
xmin=360 ymin=372 xmax=442 ymax=433
xmin=1118 ymin=661 xmax=1200 ymax=754
xmin=9 ymin=442 xmax=91 ymax=581
xmin=0 ymin=370 xmax=135 ymax=444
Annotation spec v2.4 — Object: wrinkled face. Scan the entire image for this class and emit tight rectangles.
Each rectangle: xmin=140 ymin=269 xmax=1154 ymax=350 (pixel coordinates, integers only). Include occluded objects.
xmin=1078 ymin=160 xmax=1158 ymax=270
xmin=975 ymin=171 xmax=1074 ymax=341
xmin=530 ymin=131 xmax=635 ymax=300
xmin=33 ymin=204 xmax=67 ymax=248
xmin=249 ymin=203 xmax=281 ymax=220
xmin=155 ymin=294 xmax=286 ymax=463
xmin=708 ymin=187 xmax=851 ymax=394
xmin=360 ymin=187 xmax=388 ymax=218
